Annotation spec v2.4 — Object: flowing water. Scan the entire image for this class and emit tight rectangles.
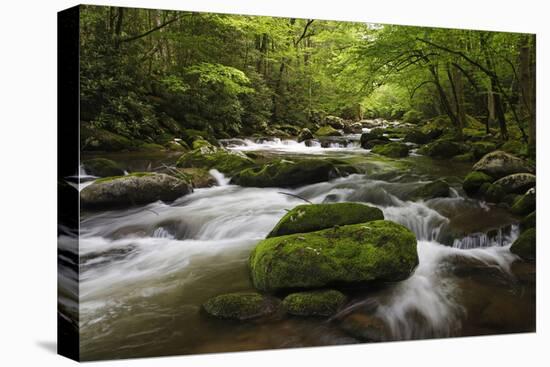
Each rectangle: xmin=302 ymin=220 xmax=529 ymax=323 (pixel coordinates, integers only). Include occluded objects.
xmin=68 ymin=136 xmax=535 ymax=360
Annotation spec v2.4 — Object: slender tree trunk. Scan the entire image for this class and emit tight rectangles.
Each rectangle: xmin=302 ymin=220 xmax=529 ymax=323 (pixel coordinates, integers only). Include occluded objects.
xmin=520 ymin=35 xmax=536 ymax=155
xmin=487 ymin=87 xmax=495 ymax=134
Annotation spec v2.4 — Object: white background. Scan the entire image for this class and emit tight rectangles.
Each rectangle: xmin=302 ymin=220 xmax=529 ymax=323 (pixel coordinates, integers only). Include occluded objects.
xmin=0 ymin=0 xmax=547 ymax=365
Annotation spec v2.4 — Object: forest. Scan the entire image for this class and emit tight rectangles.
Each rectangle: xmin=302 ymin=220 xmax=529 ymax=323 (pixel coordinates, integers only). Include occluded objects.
xmin=69 ymin=5 xmax=536 ymax=361
xmin=80 ymin=6 xmax=535 ymax=157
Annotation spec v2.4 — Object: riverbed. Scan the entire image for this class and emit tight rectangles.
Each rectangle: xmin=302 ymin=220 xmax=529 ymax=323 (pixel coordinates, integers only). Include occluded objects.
xmin=71 ymin=136 xmax=535 ymax=360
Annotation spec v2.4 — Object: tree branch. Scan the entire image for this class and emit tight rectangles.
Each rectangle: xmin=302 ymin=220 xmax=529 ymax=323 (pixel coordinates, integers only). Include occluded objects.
xmin=117 ymin=14 xmax=185 ymax=44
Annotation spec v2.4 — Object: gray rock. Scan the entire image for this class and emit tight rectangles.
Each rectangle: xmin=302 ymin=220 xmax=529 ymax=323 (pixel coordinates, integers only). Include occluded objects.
xmin=473 ymin=151 xmax=534 ymax=179
xmin=493 ymin=173 xmax=536 ymax=194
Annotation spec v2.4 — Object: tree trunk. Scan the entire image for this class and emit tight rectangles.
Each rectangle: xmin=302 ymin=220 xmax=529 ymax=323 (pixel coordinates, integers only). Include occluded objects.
xmin=487 ymin=87 xmax=495 ymax=134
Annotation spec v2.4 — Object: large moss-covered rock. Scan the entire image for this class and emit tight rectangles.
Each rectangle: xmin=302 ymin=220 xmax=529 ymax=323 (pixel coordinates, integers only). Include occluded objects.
xmin=472 ymin=151 xmax=534 ymax=179
xmin=343 ymin=122 xmax=363 ymax=134
xmin=510 ymin=228 xmax=536 ymax=261
xmin=463 ymin=171 xmax=493 ymax=195
xmin=231 ymin=159 xmax=341 ymax=188
xmin=82 ymin=158 xmax=124 ymax=177
xmin=202 ymin=292 xmax=280 ymax=320
xmin=372 ymin=142 xmax=409 ymax=158
xmin=249 ymin=220 xmax=419 ymax=292
xmin=283 ymin=290 xmax=347 ymax=317
xmin=482 ymin=183 xmax=505 ymax=203
xmin=268 ymin=203 xmax=384 ymax=238
xmin=418 ymin=139 xmax=463 ymax=159
xmin=80 ymin=173 xmax=192 ymax=208
xmin=510 ymin=188 xmax=536 ymax=216
xmin=493 ymin=173 xmax=536 ymax=195
xmin=176 ymin=145 xmax=254 ymax=175
xmin=166 ymin=167 xmax=216 ymax=188
xmin=316 ymin=125 xmax=342 ymax=137
xmin=411 ymin=180 xmax=450 ymax=200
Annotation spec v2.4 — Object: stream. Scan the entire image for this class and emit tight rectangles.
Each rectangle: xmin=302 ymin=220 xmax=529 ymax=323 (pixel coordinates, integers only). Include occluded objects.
xmin=68 ymin=135 xmax=535 ymax=360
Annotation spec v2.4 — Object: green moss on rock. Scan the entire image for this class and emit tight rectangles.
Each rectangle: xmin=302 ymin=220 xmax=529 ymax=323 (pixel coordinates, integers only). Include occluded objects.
xmin=372 ymin=142 xmax=409 ymax=158
xmin=249 ymin=220 xmax=419 ymax=292
xmin=82 ymin=158 xmax=124 ymax=177
xmin=510 ymin=228 xmax=536 ymax=261
xmin=268 ymin=203 xmax=384 ymax=238
xmin=315 ymin=125 xmax=342 ymax=137
xmin=418 ymin=139 xmax=463 ymax=158
xmin=176 ymin=145 xmax=254 ymax=175
xmin=471 ymin=141 xmax=497 ymax=160
xmin=283 ymin=290 xmax=347 ymax=317
xmin=202 ymin=292 xmax=279 ymax=320
xmin=493 ymin=173 xmax=536 ymax=195
xmin=231 ymin=159 xmax=340 ymax=188
xmin=463 ymin=171 xmax=493 ymax=195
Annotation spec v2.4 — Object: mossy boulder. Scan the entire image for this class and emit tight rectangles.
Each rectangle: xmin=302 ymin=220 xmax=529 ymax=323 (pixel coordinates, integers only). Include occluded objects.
xmin=452 ymin=152 xmax=475 ymax=162
xmin=202 ymin=292 xmax=280 ymax=320
xmin=403 ymin=129 xmax=429 ymax=144
xmin=249 ymin=220 xmax=419 ymax=292
xmin=520 ymin=211 xmax=536 ymax=231
xmin=472 ymin=150 xmax=534 ymax=179
xmin=192 ymin=139 xmax=213 ymax=150
xmin=510 ymin=228 xmax=536 ymax=261
xmin=268 ymin=203 xmax=384 ymax=238
xmin=324 ymin=115 xmax=345 ymax=129
xmin=165 ymin=141 xmax=188 ymax=151
xmin=297 ymin=128 xmax=314 ymax=142
xmin=231 ymin=159 xmax=341 ymax=188
xmin=80 ymin=173 xmax=192 ymax=208
xmin=283 ymin=290 xmax=347 ymax=317
xmin=315 ymin=125 xmax=342 ymax=137
xmin=372 ymin=142 xmax=409 ymax=158
xmin=463 ymin=171 xmax=493 ymax=195
xmin=82 ymin=158 xmax=124 ymax=177
xmin=510 ymin=188 xmax=536 ymax=216
xmin=343 ymin=122 xmax=363 ymax=134
xmin=176 ymin=145 xmax=254 ymax=175
xmin=166 ymin=167 xmax=216 ymax=188
xmin=418 ymin=139 xmax=463 ymax=159
xmin=360 ymin=130 xmax=389 ymax=149
xmin=411 ymin=180 xmax=450 ymax=200
xmin=493 ymin=173 xmax=536 ymax=195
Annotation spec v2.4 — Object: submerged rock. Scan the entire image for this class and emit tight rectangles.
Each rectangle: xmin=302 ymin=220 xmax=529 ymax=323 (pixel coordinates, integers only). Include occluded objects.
xmin=82 ymin=158 xmax=124 ymax=177
xmin=472 ymin=151 xmax=534 ymax=179
xmin=315 ymin=125 xmax=342 ymax=137
xmin=176 ymin=144 xmax=254 ymax=175
xmin=411 ymin=180 xmax=450 ymax=200
xmin=80 ymin=173 xmax=192 ymax=208
xmin=493 ymin=173 xmax=536 ymax=195
xmin=231 ymin=159 xmax=341 ymax=188
xmin=339 ymin=312 xmax=390 ymax=342
xmin=283 ymin=290 xmax=347 ymax=317
xmin=462 ymin=171 xmax=493 ymax=195
xmin=249 ymin=220 xmax=419 ymax=292
xmin=202 ymin=292 xmax=280 ymax=320
xmin=371 ymin=142 xmax=409 ymax=158
xmin=267 ymin=203 xmax=384 ymax=238
xmin=510 ymin=228 xmax=536 ymax=261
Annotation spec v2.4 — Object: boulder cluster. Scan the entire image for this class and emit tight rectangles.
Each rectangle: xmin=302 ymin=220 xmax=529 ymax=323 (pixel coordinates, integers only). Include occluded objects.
xmin=202 ymin=202 xmax=419 ymax=324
